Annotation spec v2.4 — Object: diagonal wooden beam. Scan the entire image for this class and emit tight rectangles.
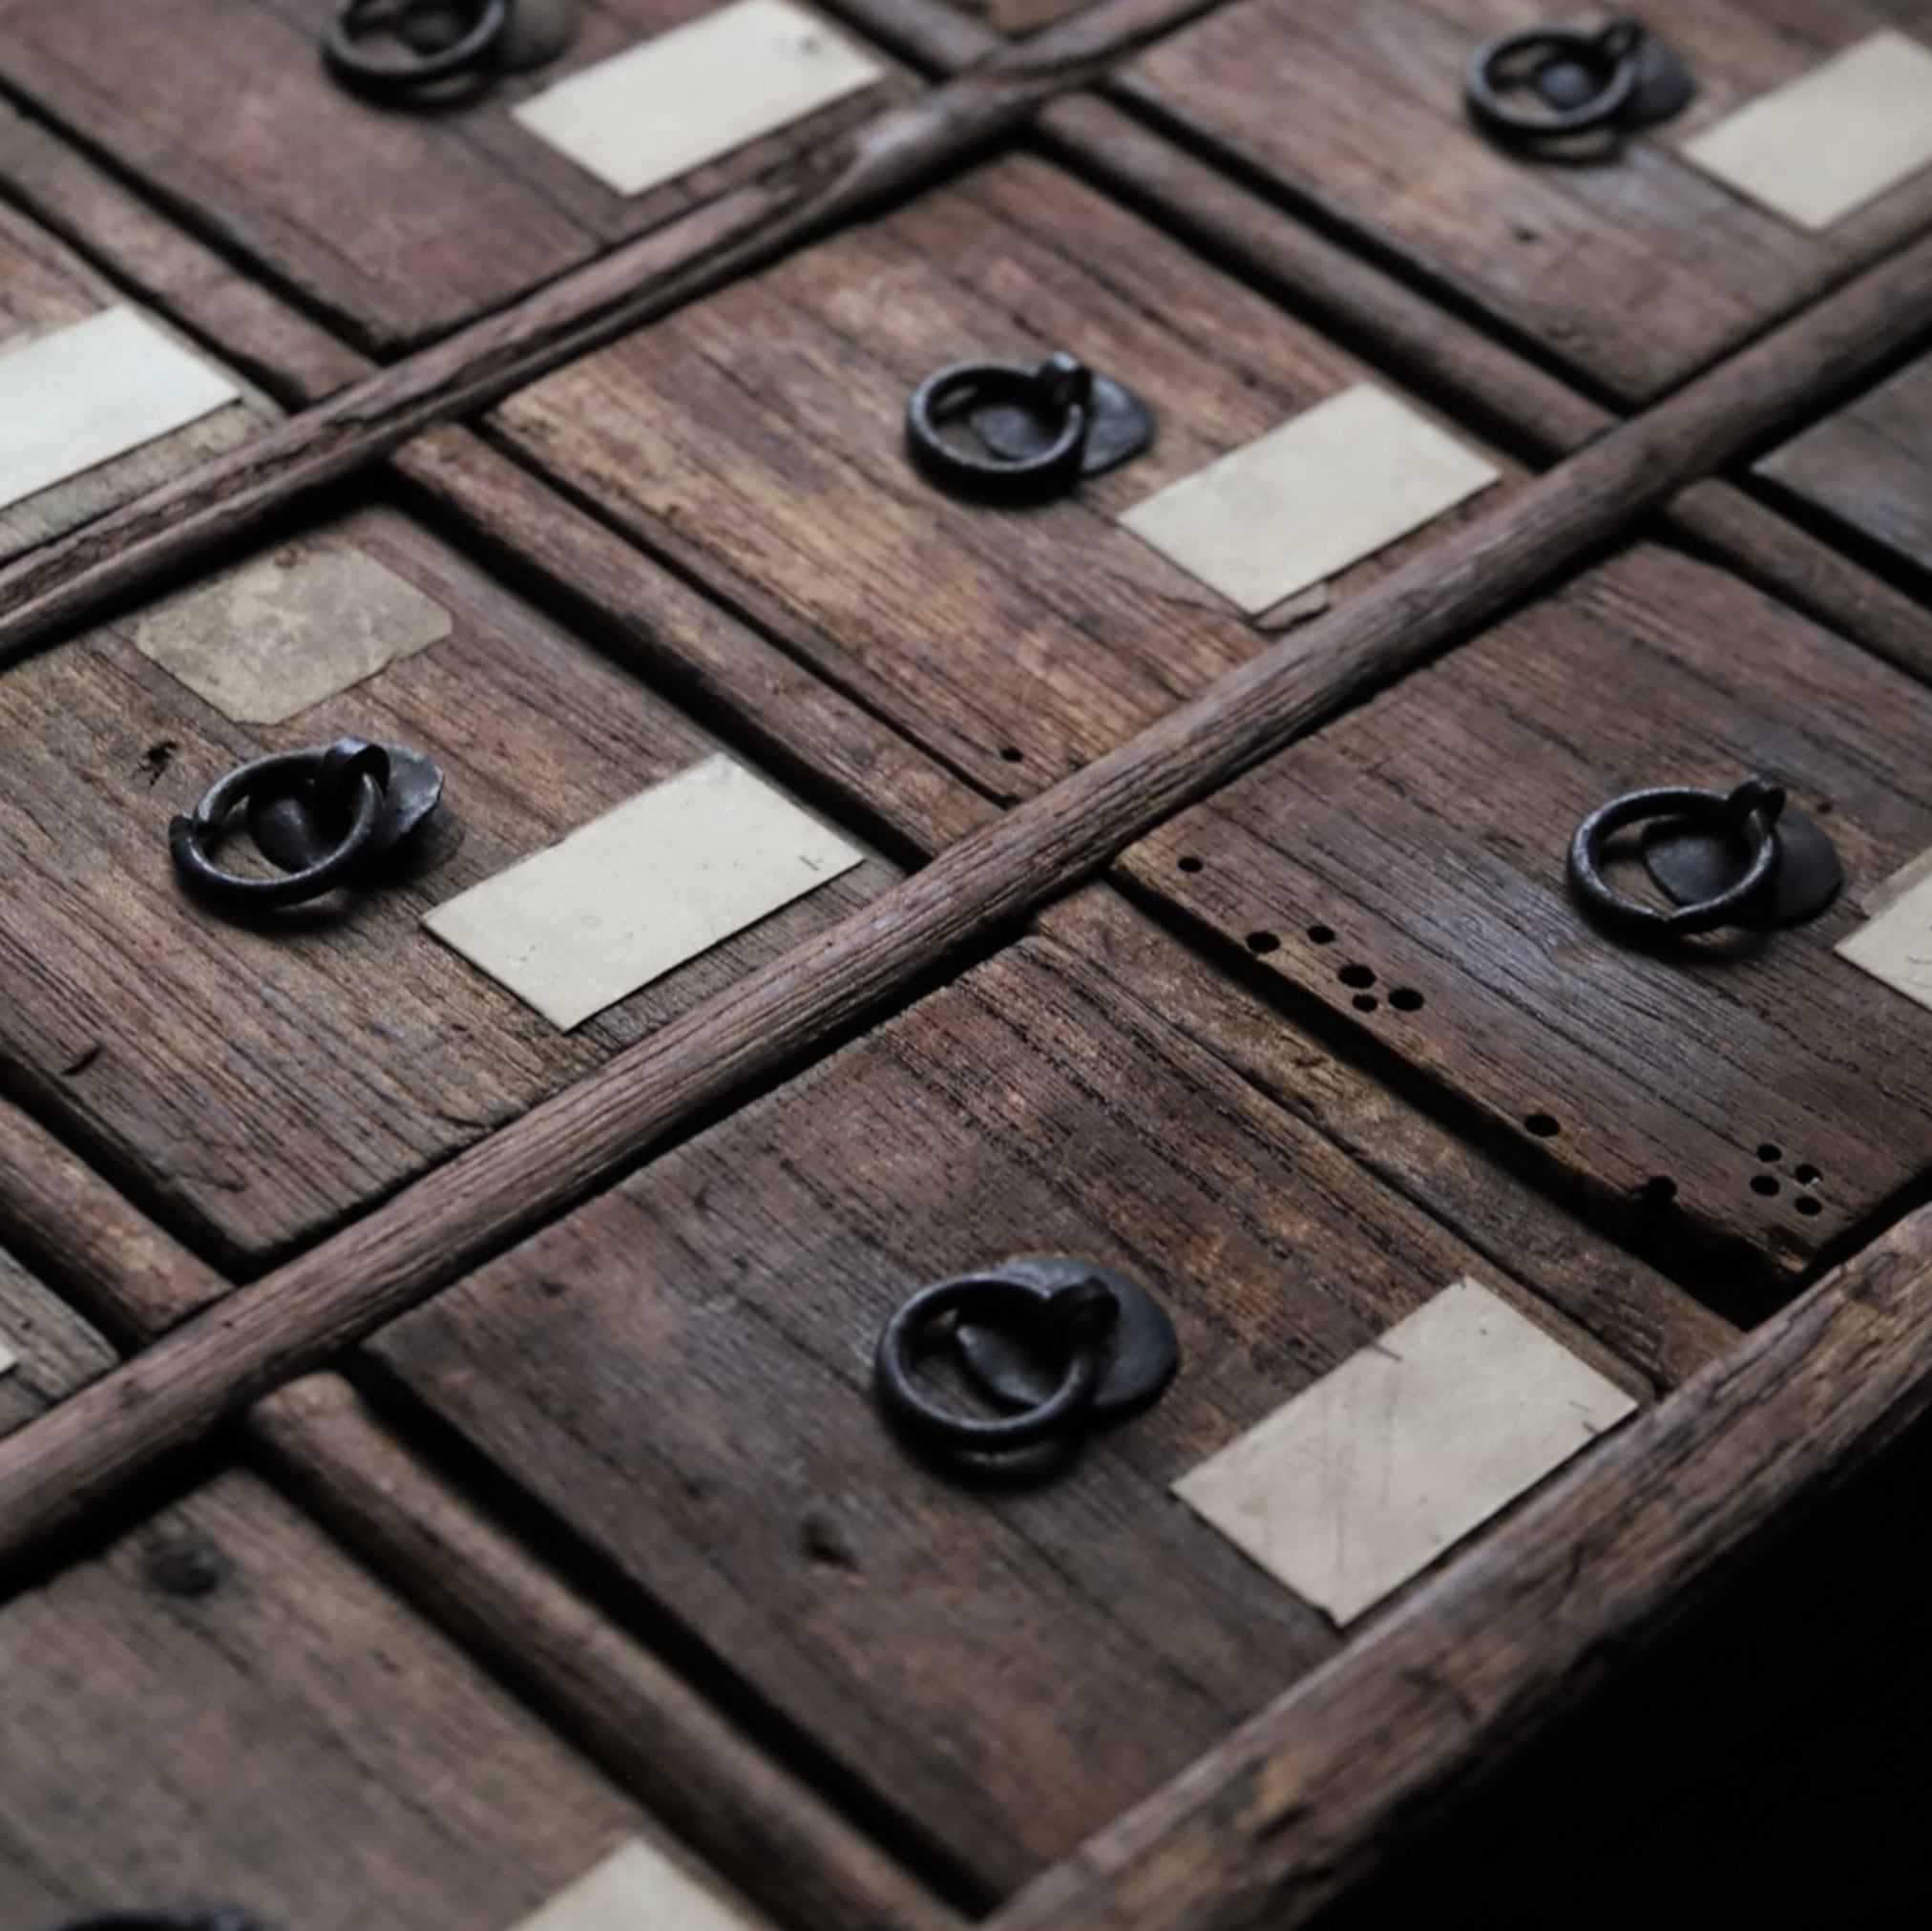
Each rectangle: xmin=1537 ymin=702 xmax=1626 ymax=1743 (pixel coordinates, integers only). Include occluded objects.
xmin=0 ymin=224 xmax=1926 ymax=1574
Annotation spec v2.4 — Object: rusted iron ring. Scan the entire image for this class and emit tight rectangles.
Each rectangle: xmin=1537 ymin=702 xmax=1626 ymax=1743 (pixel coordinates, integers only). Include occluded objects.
xmin=324 ymin=0 xmax=511 ymax=94
xmin=1466 ymin=17 xmax=1646 ymax=138
xmin=906 ymin=351 xmax=1095 ymax=501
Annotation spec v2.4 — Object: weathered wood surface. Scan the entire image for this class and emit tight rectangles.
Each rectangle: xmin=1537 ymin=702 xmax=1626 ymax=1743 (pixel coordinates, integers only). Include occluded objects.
xmin=0 ymin=0 xmax=908 ymax=353
xmin=1124 ymin=0 xmax=1932 ymax=403
xmin=0 ymin=194 xmax=275 ymax=565
xmin=367 ymin=918 xmax=1650 ymax=1892
xmin=1121 ymin=540 xmax=1932 ymax=1281
xmin=490 ymin=153 xmax=1517 ymax=796
xmin=255 ymin=1373 xmax=969 ymax=1931
xmin=0 ymin=1466 xmax=690 ymax=1928
xmin=0 ymin=493 xmax=892 ymax=1270
xmin=1758 ymin=348 xmax=1932 ymax=580
xmin=0 ymin=220 xmax=1927 ymax=1565
xmin=0 ymin=1245 xmax=115 ymax=1438
xmin=986 ymin=1194 xmax=1932 ymax=1931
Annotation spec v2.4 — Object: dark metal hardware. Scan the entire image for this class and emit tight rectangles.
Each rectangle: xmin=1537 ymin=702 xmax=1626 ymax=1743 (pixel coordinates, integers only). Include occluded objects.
xmin=873 ymin=1257 xmax=1177 ymax=1458
xmin=169 ymin=737 xmax=445 ymax=913
xmin=1466 ymin=17 xmax=1693 ymax=143
xmin=1568 ymin=775 xmax=1842 ymax=939
xmin=323 ymin=0 xmax=578 ymax=97
xmin=904 ymin=350 xmax=1154 ymax=502
xmin=38 ymin=1910 xmax=267 ymax=1931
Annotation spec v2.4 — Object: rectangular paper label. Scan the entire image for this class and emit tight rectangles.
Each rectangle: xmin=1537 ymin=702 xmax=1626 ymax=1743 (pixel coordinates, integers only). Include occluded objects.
xmin=1681 ymin=31 xmax=1932 ymax=230
xmin=1174 ymin=1278 xmax=1635 ymax=1625
xmin=1118 ymin=383 xmax=1500 ymax=617
xmin=513 ymin=0 xmax=884 ymax=197
xmin=0 ymin=306 xmax=242 ymax=514
xmin=132 ymin=546 xmax=452 ymax=724
xmin=1838 ymin=858 xmax=1932 ymax=1009
xmin=511 ymin=1838 xmax=759 ymax=1931
xmin=425 ymin=753 xmax=865 ymax=1030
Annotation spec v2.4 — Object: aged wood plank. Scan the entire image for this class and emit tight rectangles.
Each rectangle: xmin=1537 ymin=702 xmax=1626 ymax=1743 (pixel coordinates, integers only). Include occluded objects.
xmin=253 ymin=1373 xmax=969 ymax=1931
xmin=1124 ymin=0 xmax=1932 ymax=403
xmin=0 ymin=1244 xmax=115 ymax=1438
xmin=366 ymin=925 xmax=1648 ymax=1890
xmin=986 ymin=1196 xmax=1932 ymax=1931
xmin=1039 ymin=889 xmax=1734 ymax=1392
xmin=0 ymin=0 xmax=909 ymax=353
xmin=1757 ymin=348 xmax=1932 ymax=579
xmin=489 ymin=151 xmax=1516 ymax=797
xmin=0 ymin=0 xmax=1241 ymax=662
xmin=1118 ymin=540 xmax=1932 ymax=1281
xmin=0 ymin=225 xmax=1925 ymax=1567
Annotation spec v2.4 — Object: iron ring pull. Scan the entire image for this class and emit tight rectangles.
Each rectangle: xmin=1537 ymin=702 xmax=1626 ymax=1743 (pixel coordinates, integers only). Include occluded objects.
xmin=324 ymin=0 xmax=512 ymax=94
xmin=36 ymin=1909 xmax=268 ymax=1931
xmin=1466 ymin=16 xmax=1647 ymax=139
xmin=905 ymin=350 xmax=1094 ymax=501
xmin=874 ymin=1272 xmax=1118 ymax=1454
xmin=1568 ymin=776 xmax=1786 ymax=938
xmin=170 ymin=739 xmax=395 ymax=912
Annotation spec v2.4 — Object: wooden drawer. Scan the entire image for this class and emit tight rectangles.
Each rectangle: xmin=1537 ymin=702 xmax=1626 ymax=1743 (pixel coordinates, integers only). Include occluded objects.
xmin=1125 ymin=0 xmax=1932 ymax=404
xmin=0 ymin=196 xmax=273 ymax=564
xmin=0 ymin=0 xmax=904 ymax=353
xmin=0 ymin=493 xmax=892 ymax=1271
xmin=488 ymin=153 xmax=1519 ymax=800
xmin=1756 ymin=348 xmax=1932 ymax=581
xmin=0 ymin=1467 xmax=694 ymax=1927
xmin=366 ymin=894 xmax=1683 ymax=1896
xmin=1117 ymin=541 xmax=1932 ymax=1285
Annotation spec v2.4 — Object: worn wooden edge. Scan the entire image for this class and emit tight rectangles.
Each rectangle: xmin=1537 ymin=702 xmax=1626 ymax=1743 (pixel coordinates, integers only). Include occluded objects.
xmin=0 ymin=225 xmax=1925 ymax=1571
xmin=985 ymin=1194 xmax=1932 ymax=1931
xmin=251 ymin=1373 xmax=969 ymax=1931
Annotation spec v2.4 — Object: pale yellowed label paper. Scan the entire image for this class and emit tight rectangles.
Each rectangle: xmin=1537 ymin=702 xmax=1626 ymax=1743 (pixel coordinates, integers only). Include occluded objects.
xmin=0 ymin=306 xmax=241 ymax=514
xmin=1174 ymin=1278 xmax=1636 ymax=1625
xmin=510 ymin=1837 xmax=761 ymax=1931
xmin=425 ymin=754 xmax=865 ymax=1030
xmin=1682 ymin=31 xmax=1932 ymax=230
xmin=513 ymin=0 xmax=883 ymax=197
xmin=1838 ymin=859 xmax=1932 ymax=1010
xmin=132 ymin=547 xmax=452 ymax=724
xmin=0 ymin=1333 xmax=17 ymax=1377
xmin=1119 ymin=383 xmax=1500 ymax=617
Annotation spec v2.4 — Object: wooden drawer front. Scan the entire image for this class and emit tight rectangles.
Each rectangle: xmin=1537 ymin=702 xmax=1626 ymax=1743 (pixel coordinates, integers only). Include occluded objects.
xmin=0 ymin=500 xmax=891 ymax=1270
xmin=0 ymin=0 xmax=901 ymax=353
xmin=490 ymin=155 xmax=1516 ymax=800
xmin=1757 ymin=349 xmax=1932 ymax=579
xmin=1128 ymin=0 xmax=1932 ymax=404
xmin=0 ymin=1470 xmax=651 ymax=1927
xmin=1120 ymin=543 xmax=1932 ymax=1280
xmin=368 ymin=921 xmax=1644 ymax=1894
xmin=0 ymin=198 xmax=273 ymax=563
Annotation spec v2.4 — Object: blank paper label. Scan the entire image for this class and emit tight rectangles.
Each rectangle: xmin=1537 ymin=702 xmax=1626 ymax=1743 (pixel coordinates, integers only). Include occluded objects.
xmin=0 ymin=1333 xmax=16 ymax=1377
xmin=513 ymin=0 xmax=884 ymax=197
xmin=511 ymin=1838 xmax=760 ymax=1931
xmin=1119 ymin=384 xmax=1500 ymax=616
xmin=0 ymin=306 xmax=241 ymax=514
xmin=1174 ymin=1278 xmax=1635 ymax=1625
xmin=132 ymin=547 xmax=452 ymax=724
xmin=1838 ymin=856 xmax=1932 ymax=1010
xmin=1682 ymin=32 xmax=1932 ymax=230
xmin=425 ymin=754 xmax=864 ymax=1030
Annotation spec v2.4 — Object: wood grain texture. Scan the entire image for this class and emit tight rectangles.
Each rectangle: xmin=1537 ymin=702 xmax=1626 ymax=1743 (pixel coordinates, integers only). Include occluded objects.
xmin=0 ymin=219 xmax=1924 ymax=1572
xmin=367 ymin=927 xmax=1649 ymax=1891
xmin=1124 ymin=0 xmax=1932 ymax=402
xmin=1757 ymin=348 xmax=1932 ymax=578
xmin=1120 ymin=541 xmax=1932 ymax=1280
xmin=0 ymin=1244 xmax=115 ymax=1438
xmin=987 ymin=1196 xmax=1932 ymax=1931
xmin=0 ymin=495 xmax=892 ymax=1270
xmin=491 ymin=152 xmax=1516 ymax=796
xmin=0 ymin=0 xmax=908 ymax=353
xmin=254 ymin=1373 xmax=967 ymax=1931
xmin=0 ymin=1466 xmax=683 ymax=1927
xmin=0 ymin=195 xmax=275 ymax=565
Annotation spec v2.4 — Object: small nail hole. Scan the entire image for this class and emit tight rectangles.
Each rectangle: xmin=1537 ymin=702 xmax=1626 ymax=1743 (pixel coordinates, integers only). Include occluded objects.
xmin=1524 ymin=1113 xmax=1561 ymax=1139
xmin=1751 ymin=1174 xmax=1780 ymax=1197
xmin=1306 ymin=924 xmax=1335 ymax=945
xmin=1247 ymin=931 xmax=1280 ymax=955
xmin=1388 ymin=988 xmax=1424 ymax=1012
xmin=999 ymin=746 xmax=1024 ymax=763
xmin=1338 ymin=963 xmax=1376 ymax=989
xmin=1795 ymin=1164 xmax=1821 ymax=1186
xmin=1352 ymin=994 xmax=1378 ymax=1013
xmin=1796 ymin=1196 xmax=1823 ymax=1216
xmin=1177 ymin=855 xmax=1204 ymax=873
xmin=1756 ymin=1144 xmax=1781 ymax=1163
xmin=1642 ymin=1176 xmax=1677 ymax=1204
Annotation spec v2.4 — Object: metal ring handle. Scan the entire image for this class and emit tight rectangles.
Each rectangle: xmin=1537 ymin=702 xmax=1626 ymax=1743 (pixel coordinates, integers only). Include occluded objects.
xmin=170 ymin=742 xmax=389 ymax=911
xmin=874 ymin=1273 xmax=1115 ymax=1453
xmin=38 ymin=1911 xmax=266 ymax=1931
xmin=905 ymin=352 xmax=1093 ymax=501
xmin=1568 ymin=777 xmax=1785 ymax=937
xmin=1466 ymin=18 xmax=1644 ymax=138
xmin=324 ymin=0 xmax=510 ymax=92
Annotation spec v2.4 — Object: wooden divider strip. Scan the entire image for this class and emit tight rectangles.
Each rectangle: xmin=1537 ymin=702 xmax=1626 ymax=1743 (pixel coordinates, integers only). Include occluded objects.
xmin=0 ymin=225 xmax=1925 ymax=1571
